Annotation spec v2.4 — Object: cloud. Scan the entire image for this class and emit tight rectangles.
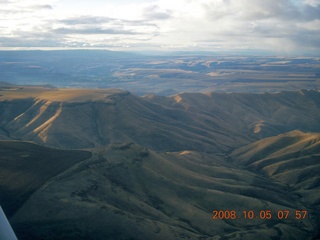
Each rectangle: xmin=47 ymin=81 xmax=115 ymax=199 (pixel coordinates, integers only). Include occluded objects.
xmin=50 ymin=15 xmax=160 ymax=41
xmin=156 ymin=0 xmax=320 ymax=53
xmin=202 ymin=0 xmax=319 ymax=21
xmin=0 ymin=35 xmax=63 ymax=48
xmin=304 ymin=0 xmax=320 ymax=7
xmin=34 ymin=4 xmax=53 ymax=10
xmin=1 ymin=1 xmax=54 ymax=14
xmin=143 ymin=5 xmax=173 ymax=20
xmin=53 ymin=27 xmax=137 ymax=35
xmin=301 ymin=3 xmax=320 ymax=20
xmin=60 ymin=16 xmax=113 ymax=25
xmin=58 ymin=16 xmax=157 ymax=27
xmin=0 ymin=0 xmax=319 ymax=54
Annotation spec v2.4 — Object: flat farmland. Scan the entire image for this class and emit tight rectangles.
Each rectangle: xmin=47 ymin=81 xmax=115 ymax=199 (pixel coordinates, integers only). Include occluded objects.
xmin=1 ymin=51 xmax=319 ymax=95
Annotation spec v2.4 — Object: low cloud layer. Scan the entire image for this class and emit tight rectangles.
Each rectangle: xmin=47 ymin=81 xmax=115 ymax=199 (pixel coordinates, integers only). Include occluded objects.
xmin=0 ymin=0 xmax=319 ymax=55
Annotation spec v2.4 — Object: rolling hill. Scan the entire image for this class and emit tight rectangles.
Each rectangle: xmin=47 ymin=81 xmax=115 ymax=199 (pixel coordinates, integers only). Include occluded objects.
xmin=0 ymin=87 xmax=319 ymax=239
xmin=0 ymin=141 xmax=92 ymax=218
xmin=9 ymin=142 xmax=319 ymax=240
xmin=1 ymin=87 xmax=320 ymax=152
xmin=231 ymin=131 xmax=320 ymax=208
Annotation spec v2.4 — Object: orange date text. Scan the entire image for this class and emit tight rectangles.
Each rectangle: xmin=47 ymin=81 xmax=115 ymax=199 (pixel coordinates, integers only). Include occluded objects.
xmin=212 ymin=210 xmax=308 ymax=220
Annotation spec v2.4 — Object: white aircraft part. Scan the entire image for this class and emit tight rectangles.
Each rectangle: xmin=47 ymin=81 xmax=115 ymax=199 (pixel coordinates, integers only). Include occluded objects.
xmin=0 ymin=206 xmax=18 ymax=240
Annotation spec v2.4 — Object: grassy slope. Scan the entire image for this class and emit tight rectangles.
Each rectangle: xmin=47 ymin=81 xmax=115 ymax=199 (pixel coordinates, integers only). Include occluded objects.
xmin=10 ymin=143 xmax=317 ymax=240
xmin=1 ymin=88 xmax=320 ymax=153
xmin=0 ymin=88 xmax=320 ymax=239
xmin=0 ymin=87 xmax=248 ymax=151
xmin=0 ymin=141 xmax=92 ymax=218
xmin=231 ymin=131 xmax=320 ymax=208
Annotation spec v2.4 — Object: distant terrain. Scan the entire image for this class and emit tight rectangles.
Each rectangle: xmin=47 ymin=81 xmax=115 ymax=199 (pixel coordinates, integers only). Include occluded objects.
xmin=0 ymin=86 xmax=319 ymax=239
xmin=1 ymin=50 xmax=319 ymax=95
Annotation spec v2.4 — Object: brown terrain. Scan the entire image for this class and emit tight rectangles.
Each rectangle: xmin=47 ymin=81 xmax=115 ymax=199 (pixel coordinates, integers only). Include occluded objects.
xmin=0 ymin=86 xmax=319 ymax=239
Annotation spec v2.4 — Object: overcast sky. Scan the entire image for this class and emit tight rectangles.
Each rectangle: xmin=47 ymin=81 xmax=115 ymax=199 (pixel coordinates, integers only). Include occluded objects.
xmin=0 ymin=0 xmax=319 ymax=55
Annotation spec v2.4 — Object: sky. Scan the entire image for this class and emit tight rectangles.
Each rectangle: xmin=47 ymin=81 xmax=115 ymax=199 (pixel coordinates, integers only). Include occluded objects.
xmin=0 ymin=0 xmax=319 ymax=55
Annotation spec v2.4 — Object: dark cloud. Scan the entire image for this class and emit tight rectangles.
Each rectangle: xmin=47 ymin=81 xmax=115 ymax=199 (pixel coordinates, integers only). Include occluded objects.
xmin=249 ymin=0 xmax=299 ymax=20
xmin=198 ymin=0 xmax=320 ymax=54
xmin=301 ymin=4 xmax=320 ymax=21
xmin=143 ymin=5 xmax=173 ymax=20
xmin=34 ymin=5 xmax=53 ymax=10
xmin=246 ymin=0 xmax=320 ymax=21
xmin=204 ymin=0 xmax=319 ymax=22
xmin=1 ymin=4 xmax=53 ymax=15
xmin=290 ymin=29 xmax=320 ymax=49
xmin=60 ymin=16 xmax=113 ymax=25
xmin=0 ymin=36 xmax=63 ymax=48
xmin=53 ymin=27 xmax=137 ymax=35
xmin=59 ymin=16 xmax=157 ymax=28
xmin=53 ymin=16 xmax=160 ymax=36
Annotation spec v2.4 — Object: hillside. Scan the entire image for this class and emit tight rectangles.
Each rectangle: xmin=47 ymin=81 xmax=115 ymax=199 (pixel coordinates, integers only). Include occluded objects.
xmin=0 ymin=141 xmax=92 ymax=218
xmin=10 ymin=142 xmax=318 ymax=240
xmin=1 ymin=87 xmax=320 ymax=152
xmin=231 ymin=131 xmax=320 ymax=209
xmin=156 ymin=90 xmax=320 ymax=138
xmin=0 ymin=88 xmax=320 ymax=239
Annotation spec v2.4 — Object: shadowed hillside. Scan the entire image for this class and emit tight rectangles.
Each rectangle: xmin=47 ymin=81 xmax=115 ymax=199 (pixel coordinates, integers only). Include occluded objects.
xmin=149 ymin=90 xmax=320 ymax=139
xmin=1 ymin=87 xmax=320 ymax=239
xmin=0 ymin=87 xmax=249 ymax=152
xmin=0 ymin=141 xmax=92 ymax=218
xmin=1 ymin=87 xmax=320 ymax=152
xmin=10 ymin=143 xmax=318 ymax=240
xmin=231 ymin=131 xmax=320 ymax=209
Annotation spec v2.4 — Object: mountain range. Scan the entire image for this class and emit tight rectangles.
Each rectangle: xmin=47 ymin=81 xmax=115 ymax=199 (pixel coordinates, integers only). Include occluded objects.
xmin=0 ymin=85 xmax=319 ymax=239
